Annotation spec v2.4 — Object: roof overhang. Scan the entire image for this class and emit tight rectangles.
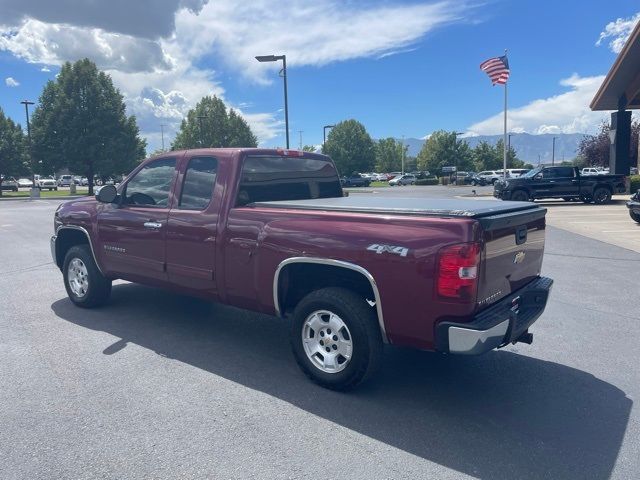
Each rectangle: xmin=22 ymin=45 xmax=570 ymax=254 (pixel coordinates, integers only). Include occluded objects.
xmin=591 ymin=20 xmax=640 ymax=111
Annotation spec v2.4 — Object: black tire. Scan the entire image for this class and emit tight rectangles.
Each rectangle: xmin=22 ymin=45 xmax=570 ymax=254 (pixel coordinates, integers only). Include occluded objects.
xmin=630 ymin=210 xmax=640 ymax=223
xmin=63 ymin=245 xmax=112 ymax=308
xmin=491 ymin=178 xmax=498 ymax=185
xmin=563 ymin=197 xmax=573 ymax=202
xmin=291 ymin=287 xmax=383 ymax=391
xmin=592 ymin=187 xmax=612 ymax=205
xmin=471 ymin=181 xmax=477 ymax=186
xmin=510 ymin=189 xmax=529 ymax=202
xmin=54 ymin=187 xmax=58 ymax=191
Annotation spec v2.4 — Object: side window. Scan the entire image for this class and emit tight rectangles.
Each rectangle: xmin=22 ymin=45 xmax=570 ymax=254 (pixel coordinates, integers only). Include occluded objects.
xmin=179 ymin=156 xmax=218 ymax=210
xmin=541 ymin=169 xmax=555 ymax=179
xmin=124 ymin=158 xmax=176 ymax=207
xmin=556 ymin=167 xmax=574 ymax=178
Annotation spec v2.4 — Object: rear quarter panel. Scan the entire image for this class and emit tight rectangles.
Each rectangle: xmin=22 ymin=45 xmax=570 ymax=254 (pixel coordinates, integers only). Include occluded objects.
xmin=224 ymin=207 xmax=481 ymax=350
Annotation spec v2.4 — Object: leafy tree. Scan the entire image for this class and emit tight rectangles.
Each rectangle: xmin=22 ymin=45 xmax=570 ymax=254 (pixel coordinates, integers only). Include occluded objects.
xmin=322 ymin=119 xmax=375 ymax=175
xmin=375 ymin=137 xmax=407 ymax=172
xmin=302 ymin=145 xmax=318 ymax=152
xmin=471 ymin=141 xmax=501 ymax=171
xmin=30 ymin=59 xmax=146 ymax=194
xmin=172 ymin=96 xmax=257 ymax=150
xmin=0 ymin=109 xmax=27 ymax=196
xmin=416 ymin=130 xmax=473 ymax=174
xmin=577 ymin=120 xmax=640 ymax=168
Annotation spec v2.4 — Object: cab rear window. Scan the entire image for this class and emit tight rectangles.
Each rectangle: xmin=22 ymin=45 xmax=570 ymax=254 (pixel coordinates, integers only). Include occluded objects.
xmin=236 ymin=155 xmax=342 ymax=205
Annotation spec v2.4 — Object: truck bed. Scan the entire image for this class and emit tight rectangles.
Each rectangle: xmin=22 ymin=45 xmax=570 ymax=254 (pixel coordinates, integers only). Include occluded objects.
xmin=250 ymin=197 xmax=546 ymax=230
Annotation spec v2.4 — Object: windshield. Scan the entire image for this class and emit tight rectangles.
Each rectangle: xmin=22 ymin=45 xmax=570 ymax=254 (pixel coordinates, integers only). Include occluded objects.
xmin=521 ymin=167 xmax=542 ymax=178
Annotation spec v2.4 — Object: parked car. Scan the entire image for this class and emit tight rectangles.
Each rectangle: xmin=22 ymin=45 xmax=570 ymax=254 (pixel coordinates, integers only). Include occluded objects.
xmin=631 ymin=167 xmax=639 ymax=175
xmin=58 ymin=175 xmax=74 ymax=187
xmin=38 ymin=177 xmax=58 ymax=191
xmin=389 ymin=174 xmax=417 ymax=186
xmin=506 ymin=169 xmax=529 ymax=178
xmin=470 ymin=173 xmax=488 ymax=186
xmin=477 ymin=170 xmax=501 ymax=184
xmin=581 ymin=167 xmax=607 ymax=176
xmin=17 ymin=178 xmax=34 ymax=188
xmin=0 ymin=176 xmax=19 ymax=191
xmin=628 ymin=189 xmax=640 ymax=223
xmin=340 ymin=173 xmax=370 ymax=187
xmin=494 ymin=166 xmax=627 ymax=204
xmin=50 ymin=148 xmax=552 ymax=390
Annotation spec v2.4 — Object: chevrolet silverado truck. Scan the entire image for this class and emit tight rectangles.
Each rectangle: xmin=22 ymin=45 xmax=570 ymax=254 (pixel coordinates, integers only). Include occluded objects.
xmin=51 ymin=148 xmax=552 ymax=390
xmin=494 ymin=165 xmax=627 ymax=204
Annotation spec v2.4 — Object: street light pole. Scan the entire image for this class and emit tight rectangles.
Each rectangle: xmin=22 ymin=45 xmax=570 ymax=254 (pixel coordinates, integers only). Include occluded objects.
xmin=552 ymin=136 xmax=557 ymax=166
xmin=20 ymin=100 xmax=36 ymax=196
xmin=256 ymin=54 xmax=289 ymax=149
xmin=401 ymin=135 xmax=405 ymax=175
xmin=197 ymin=115 xmax=207 ymax=147
xmin=323 ymin=125 xmax=335 ymax=149
xmin=298 ymin=130 xmax=303 ymax=150
xmin=454 ymin=131 xmax=465 ymax=185
xmin=160 ymin=124 xmax=167 ymax=151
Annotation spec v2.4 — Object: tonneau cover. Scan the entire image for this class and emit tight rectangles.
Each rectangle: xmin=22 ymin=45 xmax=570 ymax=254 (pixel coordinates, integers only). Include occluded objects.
xmin=250 ymin=196 xmax=541 ymax=219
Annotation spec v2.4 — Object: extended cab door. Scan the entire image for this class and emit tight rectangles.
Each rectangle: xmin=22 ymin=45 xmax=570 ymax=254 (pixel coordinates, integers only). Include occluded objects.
xmin=545 ymin=166 xmax=579 ymax=196
xmin=165 ymin=155 xmax=220 ymax=296
xmin=97 ymin=157 xmax=177 ymax=282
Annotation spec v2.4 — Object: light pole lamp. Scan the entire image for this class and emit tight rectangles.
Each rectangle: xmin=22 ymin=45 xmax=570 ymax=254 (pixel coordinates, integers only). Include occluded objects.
xmin=256 ymin=54 xmax=289 ymax=149
xmin=20 ymin=100 xmax=36 ymax=191
xmin=323 ymin=125 xmax=335 ymax=148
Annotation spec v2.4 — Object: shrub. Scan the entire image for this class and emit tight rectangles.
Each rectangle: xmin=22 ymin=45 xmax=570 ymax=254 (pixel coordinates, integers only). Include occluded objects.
xmin=630 ymin=175 xmax=640 ymax=193
xmin=415 ymin=177 xmax=439 ymax=186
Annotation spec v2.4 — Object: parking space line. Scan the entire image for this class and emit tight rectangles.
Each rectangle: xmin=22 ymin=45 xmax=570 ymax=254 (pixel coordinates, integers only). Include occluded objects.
xmin=601 ymin=229 xmax=640 ymax=233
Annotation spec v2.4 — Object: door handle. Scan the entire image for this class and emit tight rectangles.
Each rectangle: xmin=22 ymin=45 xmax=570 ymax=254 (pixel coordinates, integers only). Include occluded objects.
xmin=548 ymin=180 xmax=555 ymax=183
xmin=143 ymin=221 xmax=162 ymax=229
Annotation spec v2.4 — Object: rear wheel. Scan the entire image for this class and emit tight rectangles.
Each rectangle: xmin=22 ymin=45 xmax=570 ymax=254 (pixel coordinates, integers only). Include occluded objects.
xmin=63 ymin=245 xmax=112 ymax=308
xmin=630 ymin=210 xmax=640 ymax=223
xmin=510 ymin=190 xmax=529 ymax=202
xmin=592 ymin=187 xmax=612 ymax=205
xmin=291 ymin=287 xmax=383 ymax=391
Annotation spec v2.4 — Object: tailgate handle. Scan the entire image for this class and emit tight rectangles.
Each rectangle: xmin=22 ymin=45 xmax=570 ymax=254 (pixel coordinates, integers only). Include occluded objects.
xmin=515 ymin=226 xmax=527 ymax=245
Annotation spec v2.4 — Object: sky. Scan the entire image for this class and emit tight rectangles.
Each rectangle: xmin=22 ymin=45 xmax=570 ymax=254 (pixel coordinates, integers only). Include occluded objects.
xmin=0 ymin=0 xmax=638 ymax=153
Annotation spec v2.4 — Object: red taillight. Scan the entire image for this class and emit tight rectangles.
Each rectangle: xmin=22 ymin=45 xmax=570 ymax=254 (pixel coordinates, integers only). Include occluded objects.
xmin=437 ymin=242 xmax=481 ymax=301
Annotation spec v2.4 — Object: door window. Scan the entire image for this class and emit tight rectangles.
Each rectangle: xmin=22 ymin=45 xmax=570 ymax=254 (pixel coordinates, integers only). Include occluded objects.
xmin=124 ymin=158 xmax=176 ymax=207
xmin=179 ymin=157 xmax=218 ymax=210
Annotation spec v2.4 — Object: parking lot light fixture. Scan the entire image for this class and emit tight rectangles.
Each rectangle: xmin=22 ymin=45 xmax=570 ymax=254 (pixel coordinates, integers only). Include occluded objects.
xmin=323 ymin=125 xmax=335 ymax=148
xmin=20 ymin=100 xmax=37 ymax=197
xmin=256 ymin=54 xmax=289 ymax=149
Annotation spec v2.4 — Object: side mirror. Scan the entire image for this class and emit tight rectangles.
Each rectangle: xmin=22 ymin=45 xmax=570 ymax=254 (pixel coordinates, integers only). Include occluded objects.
xmin=534 ymin=173 xmax=542 ymax=180
xmin=96 ymin=184 xmax=118 ymax=203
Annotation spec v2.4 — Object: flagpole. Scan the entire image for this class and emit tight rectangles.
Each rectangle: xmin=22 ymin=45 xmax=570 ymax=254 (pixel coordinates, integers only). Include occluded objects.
xmin=503 ymin=50 xmax=508 ymax=181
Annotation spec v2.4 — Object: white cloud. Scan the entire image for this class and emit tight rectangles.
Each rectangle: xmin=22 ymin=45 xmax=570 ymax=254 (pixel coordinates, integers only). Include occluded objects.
xmin=596 ymin=12 xmax=640 ymax=53
xmin=5 ymin=76 xmax=19 ymax=87
xmin=466 ymin=74 xmax=609 ymax=136
xmin=0 ymin=19 xmax=174 ymax=73
xmin=40 ymin=66 xmax=50 ymax=72
xmin=175 ymin=0 xmax=468 ymax=83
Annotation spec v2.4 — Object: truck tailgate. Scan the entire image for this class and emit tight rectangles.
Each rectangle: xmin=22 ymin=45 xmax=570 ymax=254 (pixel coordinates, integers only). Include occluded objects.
xmin=477 ymin=207 xmax=546 ymax=310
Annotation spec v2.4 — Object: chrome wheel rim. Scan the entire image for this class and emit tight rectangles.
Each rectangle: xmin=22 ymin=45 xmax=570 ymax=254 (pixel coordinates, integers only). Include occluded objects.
xmin=68 ymin=258 xmax=89 ymax=298
xmin=302 ymin=310 xmax=353 ymax=374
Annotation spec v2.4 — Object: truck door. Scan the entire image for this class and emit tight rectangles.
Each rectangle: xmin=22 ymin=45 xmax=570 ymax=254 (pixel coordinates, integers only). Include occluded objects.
xmin=546 ymin=166 xmax=579 ymax=197
xmin=97 ymin=157 xmax=177 ymax=282
xmin=165 ymin=155 xmax=220 ymax=296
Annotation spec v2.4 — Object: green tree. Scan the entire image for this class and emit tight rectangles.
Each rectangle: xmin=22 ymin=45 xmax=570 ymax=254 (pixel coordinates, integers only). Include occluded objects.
xmin=172 ymin=96 xmax=257 ymax=149
xmin=416 ymin=131 xmax=473 ymax=174
xmin=322 ymin=119 xmax=375 ymax=175
xmin=30 ymin=59 xmax=146 ymax=194
xmin=0 ymin=109 xmax=27 ymax=196
xmin=472 ymin=141 xmax=501 ymax=171
xmin=302 ymin=145 xmax=317 ymax=152
xmin=495 ymin=139 xmax=525 ymax=169
xmin=375 ymin=137 xmax=406 ymax=172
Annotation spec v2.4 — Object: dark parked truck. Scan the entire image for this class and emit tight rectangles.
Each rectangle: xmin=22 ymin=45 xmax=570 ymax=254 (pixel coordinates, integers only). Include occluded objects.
xmin=51 ymin=148 xmax=553 ymax=390
xmin=493 ymin=166 xmax=627 ymax=204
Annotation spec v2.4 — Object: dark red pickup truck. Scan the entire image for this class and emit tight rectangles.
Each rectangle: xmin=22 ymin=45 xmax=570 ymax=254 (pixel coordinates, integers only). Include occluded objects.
xmin=51 ymin=148 xmax=552 ymax=389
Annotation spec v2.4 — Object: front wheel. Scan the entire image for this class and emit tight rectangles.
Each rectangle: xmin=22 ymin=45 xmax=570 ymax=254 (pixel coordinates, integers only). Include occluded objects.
xmin=630 ymin=210 xmax=640 ymax=223
xmin=291 ymin=287 xmax=383 ymax=391
xmin=510 ymin=190 xmax=529 ymax=202
xmin=63 ymin=245 xmax=112 ymax=308
xmin=592 ymin=187 xmax=612 ymax=205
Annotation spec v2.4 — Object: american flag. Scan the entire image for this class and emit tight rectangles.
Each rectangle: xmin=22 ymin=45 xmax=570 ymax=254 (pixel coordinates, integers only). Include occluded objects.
xmin=480 ymin=55 xmax=510 ymax=85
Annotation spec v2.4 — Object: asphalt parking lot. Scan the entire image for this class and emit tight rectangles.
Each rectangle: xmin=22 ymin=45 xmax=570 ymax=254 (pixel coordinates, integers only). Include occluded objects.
xmin=1 ymin=194 xmax=639 ymax=479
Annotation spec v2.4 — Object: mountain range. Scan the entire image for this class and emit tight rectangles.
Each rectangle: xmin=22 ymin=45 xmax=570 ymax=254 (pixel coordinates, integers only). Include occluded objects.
xmin=399 ymin=133 xmax=587 ymax=164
